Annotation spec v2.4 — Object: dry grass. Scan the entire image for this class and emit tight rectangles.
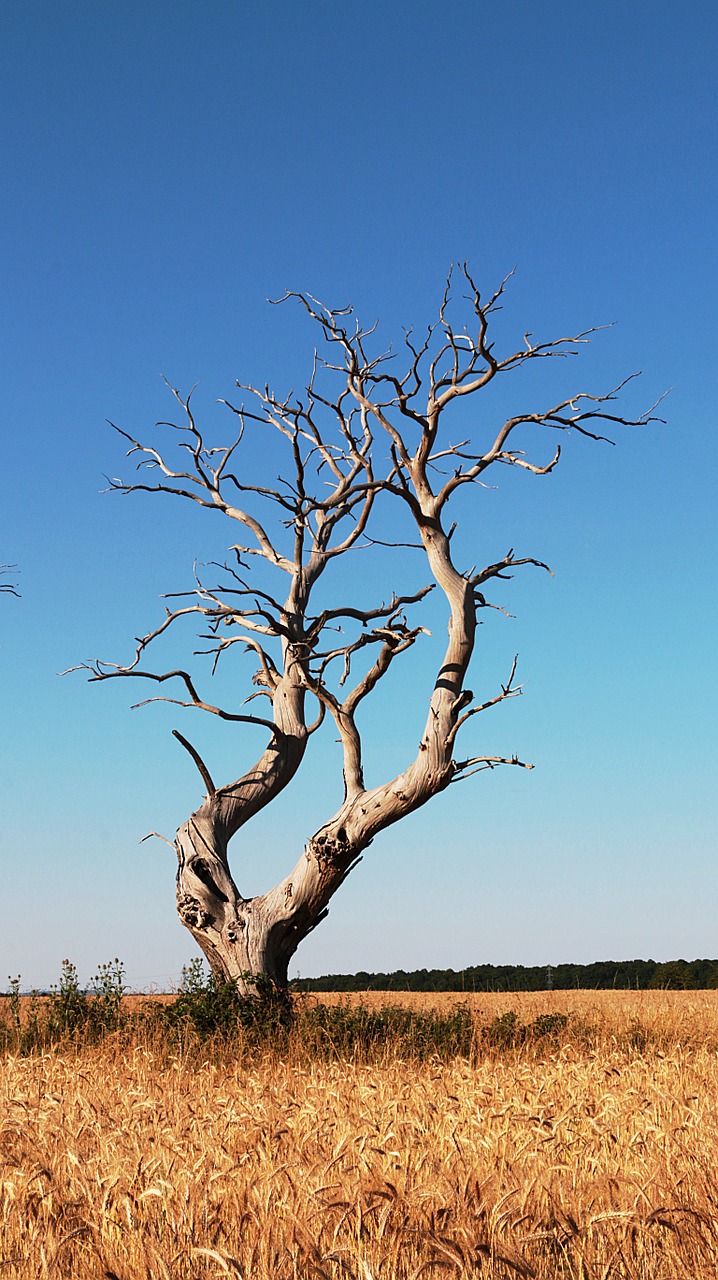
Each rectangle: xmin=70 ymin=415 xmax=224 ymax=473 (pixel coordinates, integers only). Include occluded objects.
xmin=310 ymin=985 xmax=718 ymax=1028
xmin=9 ymin=986 xmax=718 ymax=1031
xmin=2 ymin=993 xmax=718 ymax=1278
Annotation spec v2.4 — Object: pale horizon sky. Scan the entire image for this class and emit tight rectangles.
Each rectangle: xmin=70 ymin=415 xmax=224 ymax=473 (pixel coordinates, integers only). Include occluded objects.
xmin=2 ymin=1 xmax=716 ymax=990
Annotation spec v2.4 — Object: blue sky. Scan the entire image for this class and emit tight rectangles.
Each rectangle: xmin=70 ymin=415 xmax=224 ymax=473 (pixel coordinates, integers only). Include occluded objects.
xmin=2 ymin=1 xmax=716 ymax=989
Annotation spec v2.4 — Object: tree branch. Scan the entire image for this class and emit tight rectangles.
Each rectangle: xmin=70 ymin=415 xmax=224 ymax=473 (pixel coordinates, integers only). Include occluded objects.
xmin=444 ymin=655 xmax=524 ymax=753
xmin=450 ymin=754 xmax=534 ymax=781
xmin=172 ymin=729 xmax=216 ymax=797
xmin=0 ymin=565 xmax=19 ymax=596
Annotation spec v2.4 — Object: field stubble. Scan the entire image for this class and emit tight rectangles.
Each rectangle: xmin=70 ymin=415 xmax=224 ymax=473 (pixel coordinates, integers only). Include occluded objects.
xmin=2 ymin=990 xmax=718 ymax=1279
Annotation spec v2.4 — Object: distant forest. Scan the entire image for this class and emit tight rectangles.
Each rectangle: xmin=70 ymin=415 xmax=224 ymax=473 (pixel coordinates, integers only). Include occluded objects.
xmin=292 ymin=959 xmax=718 ymax=993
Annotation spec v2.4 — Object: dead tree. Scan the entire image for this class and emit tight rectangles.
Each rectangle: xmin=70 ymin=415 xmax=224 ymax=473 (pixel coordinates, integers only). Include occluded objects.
xmin=81 ymin=267 xmax=661 ymax=996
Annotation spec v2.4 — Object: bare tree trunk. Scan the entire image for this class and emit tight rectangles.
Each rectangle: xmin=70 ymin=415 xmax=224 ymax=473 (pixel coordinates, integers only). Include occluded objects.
xmin=174 ymin=668 xmax=311 ymax=996
xmin=176 ymin=810 xmax=357 ymax=996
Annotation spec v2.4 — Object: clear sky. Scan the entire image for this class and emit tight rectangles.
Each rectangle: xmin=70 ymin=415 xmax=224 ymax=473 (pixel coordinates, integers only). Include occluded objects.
xmin=2 ymin=1 xmax=716 ymax=990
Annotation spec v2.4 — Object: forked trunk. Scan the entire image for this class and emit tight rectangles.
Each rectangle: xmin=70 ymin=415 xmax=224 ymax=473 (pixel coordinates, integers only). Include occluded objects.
xmin=175 ymin=751 xmax=457 ymax=997
xmin=175 ymin=807 xmax=362 ymax=997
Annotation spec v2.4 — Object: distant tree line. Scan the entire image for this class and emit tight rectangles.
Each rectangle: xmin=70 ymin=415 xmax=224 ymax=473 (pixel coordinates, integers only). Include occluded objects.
xmin=292 ymin=959 xmax=718 ymax=993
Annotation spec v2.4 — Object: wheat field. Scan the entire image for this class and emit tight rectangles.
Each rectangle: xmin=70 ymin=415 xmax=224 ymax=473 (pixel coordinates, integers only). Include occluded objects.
xmin=2 ymin=992 xmax=718 ymax=1278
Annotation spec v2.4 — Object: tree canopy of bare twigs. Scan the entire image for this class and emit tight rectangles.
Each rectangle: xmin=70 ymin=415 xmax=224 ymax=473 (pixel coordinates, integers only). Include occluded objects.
xmin=79 ymin=266 xmax=662 ymax=997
